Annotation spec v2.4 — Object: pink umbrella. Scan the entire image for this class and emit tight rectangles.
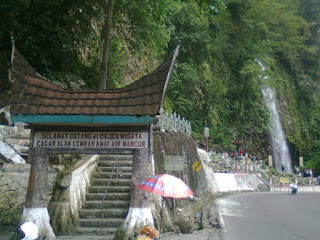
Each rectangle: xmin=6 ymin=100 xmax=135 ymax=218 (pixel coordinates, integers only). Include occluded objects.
xmin=136 ymin=174 xmax=194 ymax=238
xmin=136 ymin=174 xmax=194 ymax=198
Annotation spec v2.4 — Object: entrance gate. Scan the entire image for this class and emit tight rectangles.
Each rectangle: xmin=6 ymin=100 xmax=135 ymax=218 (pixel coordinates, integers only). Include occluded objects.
xmin=9 ymin=45 xmax=179 ymax=239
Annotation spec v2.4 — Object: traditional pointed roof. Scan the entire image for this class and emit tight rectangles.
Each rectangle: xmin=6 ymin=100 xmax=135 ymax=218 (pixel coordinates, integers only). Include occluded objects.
xmin=9 ymin=46 xmax=179 ymax=125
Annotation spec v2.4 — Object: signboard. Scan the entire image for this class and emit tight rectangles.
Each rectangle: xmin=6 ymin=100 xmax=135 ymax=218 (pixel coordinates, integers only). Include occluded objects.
xmin=299 ymin=156 xmax=304 ymax=167
xmin=164 ymin=156 xmax=184 ymax=171
xmin=280 ymin=177 xmax=290 ymax=184
xmin=204 ymin=127 xmax=209 ymax=138
xmin=268 ymin=155 xmax=273 ymax=167
xmin=33 ymin=131 xmax=148 ymax=149
xmin=192 ymin=161 xmax=202 ymax=172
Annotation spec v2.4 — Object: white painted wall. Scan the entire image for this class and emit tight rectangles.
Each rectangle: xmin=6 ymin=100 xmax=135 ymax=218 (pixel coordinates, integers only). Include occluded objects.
xmin=198 ymin=148 xmax=264 ymax=194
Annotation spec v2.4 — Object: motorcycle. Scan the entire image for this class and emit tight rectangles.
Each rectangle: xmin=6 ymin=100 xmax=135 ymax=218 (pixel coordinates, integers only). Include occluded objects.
xmin=289 ymin=183 xmax=298 ymax=195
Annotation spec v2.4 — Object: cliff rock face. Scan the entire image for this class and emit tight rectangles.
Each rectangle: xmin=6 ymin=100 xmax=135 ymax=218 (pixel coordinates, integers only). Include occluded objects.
xmin=153 ymin=131 xmax=206 ymax=194
xmin=153 ymin=131 xmax=211 ymax=233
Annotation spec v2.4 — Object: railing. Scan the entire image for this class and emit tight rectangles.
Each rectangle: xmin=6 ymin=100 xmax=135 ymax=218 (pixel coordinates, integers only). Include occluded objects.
xmin=100 ymin=155 xmax=119 ymax=227
xmin=256 ymin=166 xmax=269 ymax=183
xmin=49 ymin=155 xmax=99 ymax=234
xmin=155 ymin=109 xmax=192 ymax=135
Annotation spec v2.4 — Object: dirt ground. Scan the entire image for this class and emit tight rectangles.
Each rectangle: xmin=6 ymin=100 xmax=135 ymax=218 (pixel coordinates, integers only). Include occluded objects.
xmin=53 ymin=228 xmax=221 ymax=240
xmin=0 ymin=227 xmax=221 ymax=240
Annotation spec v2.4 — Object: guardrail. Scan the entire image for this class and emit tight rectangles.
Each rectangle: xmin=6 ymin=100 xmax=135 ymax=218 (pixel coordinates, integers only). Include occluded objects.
xmin=155 ymin=109 xmax=192 ymax=135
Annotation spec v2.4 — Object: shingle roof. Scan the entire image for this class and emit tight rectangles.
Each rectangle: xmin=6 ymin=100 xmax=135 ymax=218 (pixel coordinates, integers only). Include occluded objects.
xmin=10 ymin=47 xmax=179 ymax=118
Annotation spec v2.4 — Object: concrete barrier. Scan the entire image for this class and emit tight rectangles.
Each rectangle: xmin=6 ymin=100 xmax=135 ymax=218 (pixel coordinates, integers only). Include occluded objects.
xmin=212 ymin=173 xmax=264 ymax=193
xmin=271 ymin=185 xmax=320 ymax=192
xmin=199 ymin=148 xmax=265 ymax=194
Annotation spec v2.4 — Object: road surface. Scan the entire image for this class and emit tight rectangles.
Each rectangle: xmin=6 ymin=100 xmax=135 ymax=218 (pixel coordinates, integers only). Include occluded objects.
xmin=216 ymin=192 xmax=320 ymax=240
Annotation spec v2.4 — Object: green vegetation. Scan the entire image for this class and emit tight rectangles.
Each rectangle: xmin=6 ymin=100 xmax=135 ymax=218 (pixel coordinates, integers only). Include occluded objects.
xmin=1 ymin=0 xmax=319 ymax=172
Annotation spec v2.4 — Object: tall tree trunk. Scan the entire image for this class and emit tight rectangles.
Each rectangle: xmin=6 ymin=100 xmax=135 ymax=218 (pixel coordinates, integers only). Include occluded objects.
xmin=99 ymin=0 xmax=114 ymax=90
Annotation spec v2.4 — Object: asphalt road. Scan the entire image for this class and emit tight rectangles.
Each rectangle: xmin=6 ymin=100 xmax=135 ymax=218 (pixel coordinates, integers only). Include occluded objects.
xmin=216 ymin=192 xmax=320 ymax=240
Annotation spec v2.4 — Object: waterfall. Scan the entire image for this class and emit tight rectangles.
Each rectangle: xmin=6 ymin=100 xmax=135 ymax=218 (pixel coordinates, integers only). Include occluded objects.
xmin=256 ymin=59 xmax=292 ymax=173
xmin=261 ymin=88 xmax=292 ymax=173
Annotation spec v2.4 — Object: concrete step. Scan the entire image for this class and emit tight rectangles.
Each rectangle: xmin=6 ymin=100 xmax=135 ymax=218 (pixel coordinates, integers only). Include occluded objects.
xmin=85 ymin=192 xmax=130 ymax=201
xmin=78 ymin=218 xmax=124 ymax=228
xmin=99 ymin=155 xmax=133 ymax=161
xmin=88 ymin=186 xmax=131 ymax=194
xmin=96 ymin=166 xmax=133 ymax=173
xmin=99 ymin=150 xmax=133 ymax=156
xmin=75 ymin=227 xmax=118 ymax=236
xmin=74 ymin=152 xmax=133 ymax=237
xmin=94 ymin=172 xmax=132 ymax=179
xmin=83 ymin=200 xmax=130 ymax=209
xmin=97 ymin=160 xmax=133 ymax=167
xmin=79 ymin=208 xmax=128 ymax=219
xmin=91 ymin=178 xmax=131 ymax=186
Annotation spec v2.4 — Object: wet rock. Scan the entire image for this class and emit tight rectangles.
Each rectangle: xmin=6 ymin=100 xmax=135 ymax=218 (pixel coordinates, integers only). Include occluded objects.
xmin=175 ymin=205 xmax=195 ymax=233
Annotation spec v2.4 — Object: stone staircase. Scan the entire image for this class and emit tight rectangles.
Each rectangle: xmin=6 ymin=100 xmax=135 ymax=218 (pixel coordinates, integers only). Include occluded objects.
xmin=75 ymin=151 xmax=133 ymax=236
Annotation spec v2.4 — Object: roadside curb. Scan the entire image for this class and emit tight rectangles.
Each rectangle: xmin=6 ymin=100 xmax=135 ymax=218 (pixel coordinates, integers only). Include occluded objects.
xmin=271 ymin=185 xmax=320 ymax=192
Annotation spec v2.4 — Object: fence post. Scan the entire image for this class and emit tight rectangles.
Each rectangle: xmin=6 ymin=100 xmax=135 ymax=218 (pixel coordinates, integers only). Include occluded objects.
xmin=309 ymin=177 xmax=312 ymax=186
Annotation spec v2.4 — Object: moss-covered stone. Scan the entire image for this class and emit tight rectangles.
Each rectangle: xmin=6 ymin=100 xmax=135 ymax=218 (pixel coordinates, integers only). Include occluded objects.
xmin=49 ymin=202 xmax=76 ymax=235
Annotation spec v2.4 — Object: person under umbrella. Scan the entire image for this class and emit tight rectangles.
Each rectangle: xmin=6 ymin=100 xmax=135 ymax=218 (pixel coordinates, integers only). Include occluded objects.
xmin=136 ymin=174 xmax=194 ymax=199
xmin=136 ymin=174 xmax=194 ymax=238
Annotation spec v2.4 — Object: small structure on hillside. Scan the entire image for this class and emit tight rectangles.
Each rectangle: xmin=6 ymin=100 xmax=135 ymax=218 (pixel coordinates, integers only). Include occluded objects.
xmin=9 ymin=42 xmax=179 ymax=239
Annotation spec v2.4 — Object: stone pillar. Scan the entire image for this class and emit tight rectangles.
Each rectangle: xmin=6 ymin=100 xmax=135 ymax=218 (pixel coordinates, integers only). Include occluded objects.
xmin=22 ymin=147 xmax=55 ymax=239
xmin=148 ymin=123 xmax=154 ymax=155
xmin=119 ymin=148 xmax=156 ymax=239
xmin=130 ymin=148 xmax=154 ymax=208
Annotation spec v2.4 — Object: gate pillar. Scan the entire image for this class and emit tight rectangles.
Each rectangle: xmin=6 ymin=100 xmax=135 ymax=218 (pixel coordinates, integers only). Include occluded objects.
xmin=22 ymin=147 xmax=56 ymax=239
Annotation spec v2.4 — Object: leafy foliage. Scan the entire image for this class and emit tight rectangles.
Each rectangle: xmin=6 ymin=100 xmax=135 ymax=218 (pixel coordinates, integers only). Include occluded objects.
xmin=1 ymin=0 xmax=320 ymax=172
xmin=166 ymin=0 xmax=319 ymax=165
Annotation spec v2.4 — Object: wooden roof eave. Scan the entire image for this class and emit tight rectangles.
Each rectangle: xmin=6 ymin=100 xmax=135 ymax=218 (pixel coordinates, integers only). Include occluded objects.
xmin=9 ymin=44 xmax=180 ymax=126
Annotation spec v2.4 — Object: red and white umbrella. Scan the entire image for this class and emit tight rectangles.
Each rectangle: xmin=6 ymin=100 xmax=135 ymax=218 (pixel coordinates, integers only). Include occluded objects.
xmin=136 ymin=174 xmax=194 ymax=198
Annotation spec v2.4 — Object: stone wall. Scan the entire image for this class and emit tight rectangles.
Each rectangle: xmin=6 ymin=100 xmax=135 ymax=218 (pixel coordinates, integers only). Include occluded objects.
xmin=49 ymin=155 xmax=99 ymax=234
xmin=153 ymin=131 xmax=201 ymax=195
xmin=0 ymin=163 xmax=57 ymax=226
xmin=0 ymin=164 xmax=29 ymax=225
xmin=153 ymin=131 xmax=210 ymax=233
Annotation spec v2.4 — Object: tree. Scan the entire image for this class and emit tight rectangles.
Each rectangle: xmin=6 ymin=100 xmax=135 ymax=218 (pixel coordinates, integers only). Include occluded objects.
xmin=99 ymin=0 xmax=114 ymax=90
xmin=0 ymin=0 xmax=173 ymax=90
